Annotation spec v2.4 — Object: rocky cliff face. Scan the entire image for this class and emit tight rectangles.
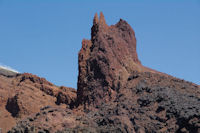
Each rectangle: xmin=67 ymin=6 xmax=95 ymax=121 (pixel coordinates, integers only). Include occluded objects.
xmin=77 ymin=12 xmax=143 ymax=107
xmin=2 ymin=12 xmax=200 ymax=133
xmin=75 ymin=12 xmax=200 ymax=132
xmin=77 ymin=12 xmax=165 ymax=107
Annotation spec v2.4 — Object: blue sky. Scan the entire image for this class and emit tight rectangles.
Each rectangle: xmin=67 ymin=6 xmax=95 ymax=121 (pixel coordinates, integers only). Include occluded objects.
xmin=0 ymin=0 xmax=199 ymax=88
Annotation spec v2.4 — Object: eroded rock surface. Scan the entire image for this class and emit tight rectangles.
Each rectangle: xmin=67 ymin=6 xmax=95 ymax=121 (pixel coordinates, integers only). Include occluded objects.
xmin=77 ymin=12 xmax=143 ymax=107
xmin=0 ymin=72 xmax=76 ymax=132
xmin=3 ymin=12 xmax=200 ymax=133
xmin=76 ymin=12 xmax=200 ymax=132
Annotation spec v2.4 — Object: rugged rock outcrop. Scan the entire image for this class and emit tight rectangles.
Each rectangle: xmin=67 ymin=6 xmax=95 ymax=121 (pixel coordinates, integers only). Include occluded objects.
xmin=76 ymin=12 xmax=200 ymax=132
xmin=77 ymin=12 xmax=142 ymax=107
xmin=0 ymin=71 xmax=76 ymax=132
xmin=77 ymin=12 xmax=162 ymax=107
xmin=3 ymin=12 xmax=200 ymax=133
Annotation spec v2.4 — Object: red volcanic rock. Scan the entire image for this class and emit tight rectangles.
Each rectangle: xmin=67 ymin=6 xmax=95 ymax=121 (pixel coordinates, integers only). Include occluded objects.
xmin=55 ymin=86 xmax=77 ymax=108
xmin=3 ymin=12 xmax=200 ymax=133
xmin=77 ymin=12 xmax=143 ymax=107
xmin=15 ymin=73 xmax=77 ymax=107
xmin=8 ymin=106 xmax=96 ymax=133
xmin=0 ymin=72 xmax=76 ymax=132
xmin=76 ymin=12 xmax=200 ymax=132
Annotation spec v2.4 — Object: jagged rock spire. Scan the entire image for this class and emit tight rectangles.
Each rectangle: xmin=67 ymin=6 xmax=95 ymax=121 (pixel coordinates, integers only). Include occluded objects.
xmin=92 ymin=12 xmax=108 ymax=28
xmin=99 ymin=12 xmax=107 ymax=27
xmin=78 ymin=12 xmax=141 ymax=107
xmin=91 ymin=12 xmax=108 ymax=41
xmin=93 ymin=13 xmax=99 ymax=25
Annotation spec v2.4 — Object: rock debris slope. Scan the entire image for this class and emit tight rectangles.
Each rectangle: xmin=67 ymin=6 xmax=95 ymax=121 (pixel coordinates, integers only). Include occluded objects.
xmin=4 ymin=12 xmax=200 ymax=133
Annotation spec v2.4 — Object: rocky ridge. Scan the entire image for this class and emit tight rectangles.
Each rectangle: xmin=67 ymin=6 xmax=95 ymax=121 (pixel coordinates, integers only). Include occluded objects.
xmin=0 ymin=71 xmax=76 ymax=132
xmin=1 ymin=12 xmax=200 ymax=133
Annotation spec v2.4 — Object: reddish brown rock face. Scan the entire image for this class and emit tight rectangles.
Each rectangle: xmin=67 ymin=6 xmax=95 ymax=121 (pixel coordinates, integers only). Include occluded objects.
xmin=0 ymin=72 xmax=76 ymax=132
xmin=75 ymin=13 xmax=200 ymax=133
xmin=2 ymin=12 xmax=200 ymax=133
xmin=77 ymin=12 xmax=142 ymax=106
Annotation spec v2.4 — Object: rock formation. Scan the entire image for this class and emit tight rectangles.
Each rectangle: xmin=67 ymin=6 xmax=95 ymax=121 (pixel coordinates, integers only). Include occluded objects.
xmin=0 ymin=71 xmax=76 ymax=132
xmin=77 ymin=12 xmax=142 ymax=107
xmin=75 ymin=12 xmax=200 ymax=132
xmin=1 ymin=12 xmax=200 ymax=133
xmin=77 ymin=12 xmax=163 ymax=107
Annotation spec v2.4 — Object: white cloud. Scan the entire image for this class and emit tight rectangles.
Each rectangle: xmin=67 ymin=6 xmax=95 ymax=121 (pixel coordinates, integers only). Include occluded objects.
xmin=0 ymin=63 xmax=19 ymax=73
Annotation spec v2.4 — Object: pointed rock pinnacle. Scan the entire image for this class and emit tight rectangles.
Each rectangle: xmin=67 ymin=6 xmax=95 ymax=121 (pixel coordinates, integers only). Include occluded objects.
xmin=99 ymin=12 xmax=107 ymax=27
xmin=93 ymin=13 xmax=99 ymax=25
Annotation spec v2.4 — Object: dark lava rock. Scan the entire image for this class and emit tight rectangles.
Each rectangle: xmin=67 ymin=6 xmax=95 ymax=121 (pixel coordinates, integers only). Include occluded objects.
xmin=6 ymin=95 xmax=20 ymax=117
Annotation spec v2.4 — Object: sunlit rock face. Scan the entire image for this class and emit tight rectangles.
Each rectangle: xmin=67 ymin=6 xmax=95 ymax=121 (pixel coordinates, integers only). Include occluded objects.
xmin=77 ymin=12 xmax=142 ymax=107
xmin=76 ymin=12 xmax=200 ymax=133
